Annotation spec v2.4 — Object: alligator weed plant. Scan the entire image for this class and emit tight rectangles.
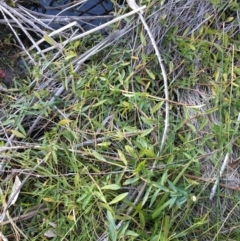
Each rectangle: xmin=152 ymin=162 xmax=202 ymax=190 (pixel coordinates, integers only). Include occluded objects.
xmin=0 ymin=0 xmax=240 ymax=240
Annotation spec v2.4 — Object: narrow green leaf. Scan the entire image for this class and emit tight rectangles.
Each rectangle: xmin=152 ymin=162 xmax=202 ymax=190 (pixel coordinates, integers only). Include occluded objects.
xmin=152 ymin=183 xmax=169 ymax=192
xmin=139 ymin=212 xmax=145 ymax=228
xmin=152 ymin=199 xmax=172 ymax=219
xmin=107 ymin=210 xmax=116 ymax=241
xmin=109 ymin=192 xmax=128 ymax=205
xmin=117 ymin=221 xmax=130 ymax=239
xmin=167 ymin=180 xmax=177 ymax=192
xmin=164 ymin=215 xmax=170 ymax=240
xmin=161 ymin=170 xmax=168 ymax=186
xmin=150 ymin=189 xmax=161 ymax=208
xmin=101 ymin=184 xmax=121 ymax=190
xmin=92 ymin=99 xmax=107 ymax=108
xmin=142 ymin=186 xmax=152 ymax=206
xmin=125 ymin=230 xmax=139 ymax=237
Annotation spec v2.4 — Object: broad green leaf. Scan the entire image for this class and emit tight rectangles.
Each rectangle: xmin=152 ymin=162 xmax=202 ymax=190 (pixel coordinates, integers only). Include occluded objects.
xmin=43 ymin=197 xmax=55 ymax=202
xmin=17 ymin=124 xmax=26 ymax=136
xmin=141 ymin=117 xmax=158 ymax=125
xmin=120 ymin=62 xmax=130 ymax=66
xmin=74 ymin=173 xmax=80 ymax=188
xmin=187 ymin=123 xmax=196 ymax=132
xmin=94 ymin=191 xmax=107 ymax=203
xmin=189 ymin=44 xmax=196 ymax=50
xmin=92 ymin=150 xmax=107 ymax=162
xmin=145 ymin=68 xmax=155 ymax=80
xmin=109 ymin=192 xmax=128 ymax=205
xmin=74 ymin=40 xmax=80 ymax=48
xmin=223 ymin=73 xmax=228 ymax=82
xmin=97 ymin=142 xmax=111 ymax=147
xmin=191 ymin=31 xmax=195 ymax=41
xmin=99 ymin=202 xmax=115 ymax=214
xmin=222 ymin=32 xmax=229 ymax=47
xmin=140 ymin=128 xmax=154 ymax=137
xmin=140 ymin=31 xmax=146 ymax=46
xmin=139 ymin=148 xmax=155 ymax=158
xmin=65 ymin=50 xmax=77 ymax=60
xmin=169 ymin=61 xmax=174 ymax=73
xmin=43 ymin=35 xmax=58 ymax=47
xmin=101 ymin=184 xmax=121 ymax=190
xmin=11 ymin=130 xmax=25 ymax=139
xmin=182 ymin=27 xmax=189 ymax=36
xmin=117 ymin=150 xmax=128 ymax=166
xmin=58 ymin=119 xmax=72 ymax=125
xmin=125 ymin=145 xmax=138 ymax=159
xmin=151 ymin=102 xmax=164 ymax=114
xmin=123 ymin=176 xmax=139 ymax=185
xmin=225 ymin=16 xmax=234 ymax=23
xmin=234 ymin=67 xmax=240 ymax=75
xmin=213 ymin=43 xmax=223 ymax=53
xmin=82 ymin=195 xmax=93 ymax=209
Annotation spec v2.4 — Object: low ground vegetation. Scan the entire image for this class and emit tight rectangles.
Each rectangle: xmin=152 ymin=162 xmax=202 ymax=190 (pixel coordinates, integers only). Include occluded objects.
xmin=0 ymin=0 xmax=240 ymax=240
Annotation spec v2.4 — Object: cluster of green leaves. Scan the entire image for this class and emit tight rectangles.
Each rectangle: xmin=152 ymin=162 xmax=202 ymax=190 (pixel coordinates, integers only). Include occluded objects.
xmin=1 ymin=0 xmax=240 ymax=240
